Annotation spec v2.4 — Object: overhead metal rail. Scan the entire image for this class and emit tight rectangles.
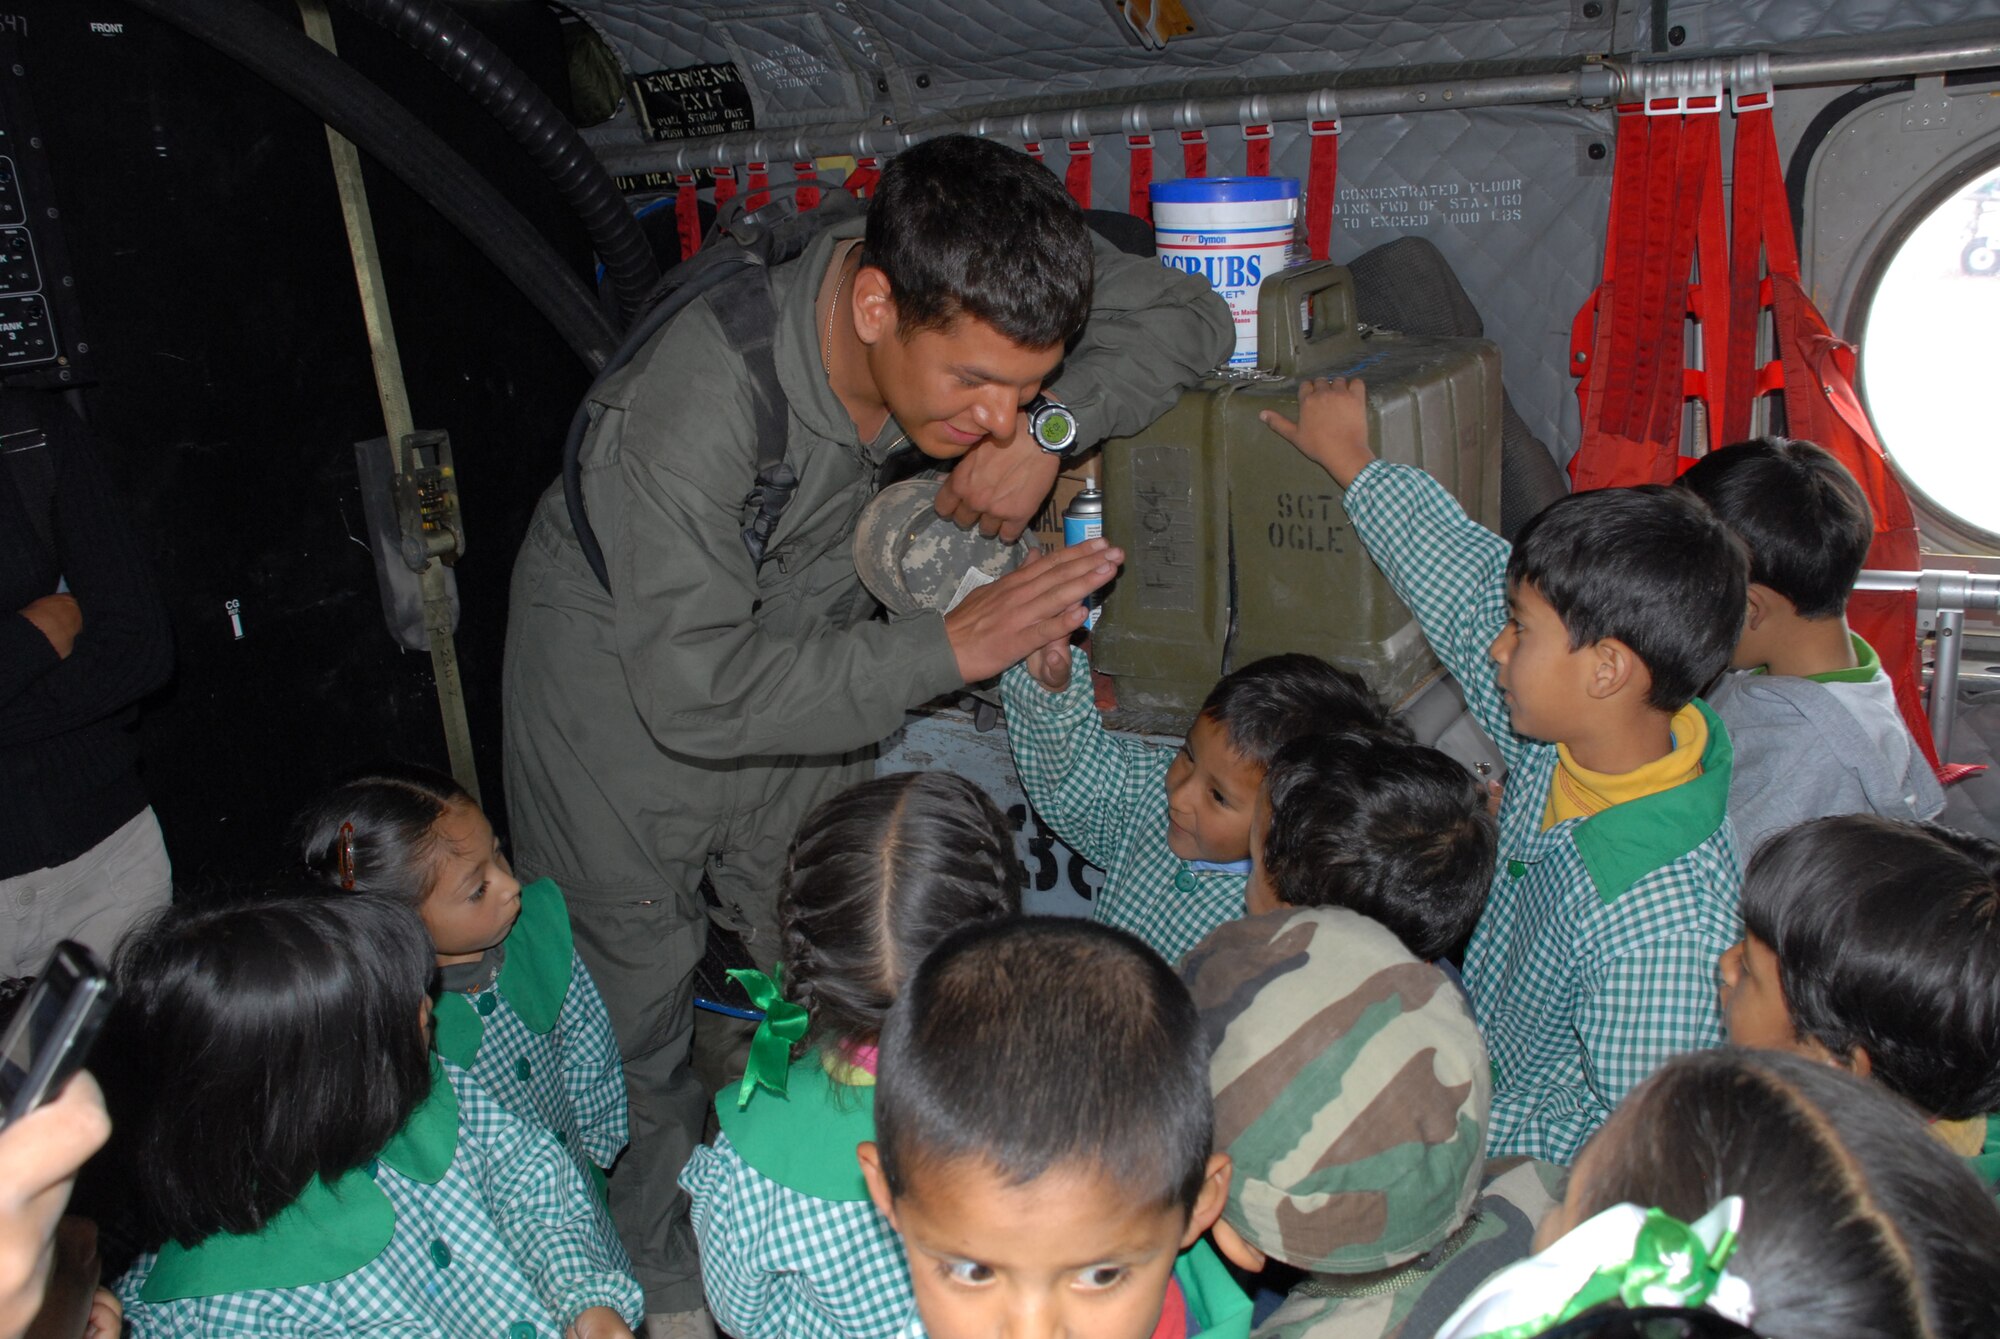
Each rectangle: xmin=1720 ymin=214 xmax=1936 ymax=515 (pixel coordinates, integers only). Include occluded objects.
xmin=601 ymin=27 xmax=2000 ymax=176
xmin=1856 ymin=568 xmax=2000 ymax=756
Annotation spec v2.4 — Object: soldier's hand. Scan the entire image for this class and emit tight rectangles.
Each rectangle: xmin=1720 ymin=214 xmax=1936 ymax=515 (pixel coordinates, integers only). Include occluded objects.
xmin=936 ymin=430 xmax=1063 ymax=541
xmin=944 ymin=539 xmax=1121 ymax=685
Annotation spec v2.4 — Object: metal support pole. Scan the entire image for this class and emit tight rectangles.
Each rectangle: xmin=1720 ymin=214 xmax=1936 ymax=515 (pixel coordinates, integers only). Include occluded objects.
xmin=1931 ymin=609 xmax=1966 ymax=759
xmin=299 ymin=0 xmax=481 ymax=803
xmin=600 ymin=26 xmax=2000 ymax=177
xmin=1854 ymin=568 xmax=2000 ymax=759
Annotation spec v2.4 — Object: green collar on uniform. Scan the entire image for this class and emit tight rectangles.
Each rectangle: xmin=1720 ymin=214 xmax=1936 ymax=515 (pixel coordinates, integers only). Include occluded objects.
xmin=1745 ymin=632 xmax=1880 ymax=684
xmin=432 ymin=878 xmax=572 ymax=1068
xmin=715 ymin=1052 xmax=876 ymax=1202
xmin=1176 ymin=1239 xmax=1253 ymax=1338
xmin=141 ymin=1057 xmax=460 ymax=1302
xmin=1570 ymin=699 xmax=1733 ymax=904
xmin=1805 ymin=633 xmax=1882 ymax=684
xmin=1970 ymin=1113 xmax=2000 ymax=1196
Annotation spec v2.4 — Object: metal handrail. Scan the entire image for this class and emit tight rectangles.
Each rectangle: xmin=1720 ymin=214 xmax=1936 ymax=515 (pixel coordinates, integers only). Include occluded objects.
xmin=596 ymin=27 xmax=2000 ymax=176
xmin=1855 ymin=568 xmax=2000 ymax=755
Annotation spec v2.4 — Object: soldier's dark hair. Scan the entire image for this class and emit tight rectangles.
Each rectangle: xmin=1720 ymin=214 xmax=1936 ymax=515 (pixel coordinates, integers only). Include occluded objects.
xmin=1198 ymin=654 xmax=1407 ymax=768
xmin=1572 ymin=1049 xmax=2000 ymax=1339
xmin=113 ymin=892 xmax=437 ymax=1245
xmin=875 ymin=917 xmax=1213 ymax=1215
xmin=293 ymin=762 xmax=472 ymax=906
xmin=860 ymin=134 xmax=1094 ymax=349
xmin=1677 ymin=437 xmax=1872 ymax=620
xmin=779 ymin=771 xmax=1023 ymax=1061
xmin=1508 ymin=485 xmax=1747 ymax=712
xmin=1260 ymin=732 xmax=1495 ymax=960
xmin=1740 ymin=815 xmax=2000 ymax=1120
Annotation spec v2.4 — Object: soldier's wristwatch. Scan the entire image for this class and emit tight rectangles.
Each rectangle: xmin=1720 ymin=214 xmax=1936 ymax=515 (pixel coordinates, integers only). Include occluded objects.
xmin=1026 ymin=394 xmax=1079 ymax=456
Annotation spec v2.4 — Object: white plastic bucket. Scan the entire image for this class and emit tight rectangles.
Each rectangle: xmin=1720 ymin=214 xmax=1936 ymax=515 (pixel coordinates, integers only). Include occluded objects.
xmin=1151 ymin=177 xmax=1301 ymax=367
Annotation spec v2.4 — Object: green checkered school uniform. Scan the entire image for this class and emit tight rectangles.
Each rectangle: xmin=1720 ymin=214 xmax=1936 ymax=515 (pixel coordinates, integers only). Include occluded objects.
xmin=1002 ymin=651 xmax=1248 ymax=964
xmin=680 ymin=1054 xmax=917 ymax=1339
xmin=432 ymin=878 xmax=628 ymax=1178
xmin=1344 ymin=461 xmax=1741 ymax=1163
xmin=118 ymin=1056 xmax=642 ymax=1337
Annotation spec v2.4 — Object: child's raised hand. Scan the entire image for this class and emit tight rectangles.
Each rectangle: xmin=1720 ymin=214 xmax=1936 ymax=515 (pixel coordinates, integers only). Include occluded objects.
xmin=1004 ymin=548 xmax=1079 ymax=693
xmin=565 ymin=1306 xmax=636 ymax=1339
xmin=82 ymin=1286 xmax=121 ymax=1339
xmin=1260 ymin=377 xmax=1376 ymax=488
xmin=1023 ymin=628 xmax=1074 ymax=693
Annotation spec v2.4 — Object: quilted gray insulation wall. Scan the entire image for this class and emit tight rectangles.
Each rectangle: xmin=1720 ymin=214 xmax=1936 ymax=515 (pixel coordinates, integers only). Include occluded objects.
xmin=562 ymin=0 xmax=2000 ymax=459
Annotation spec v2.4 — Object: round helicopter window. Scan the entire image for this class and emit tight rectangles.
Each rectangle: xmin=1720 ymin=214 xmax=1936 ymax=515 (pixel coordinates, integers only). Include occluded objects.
xmin=1860 ymin=166 xmax=2000 ymax=540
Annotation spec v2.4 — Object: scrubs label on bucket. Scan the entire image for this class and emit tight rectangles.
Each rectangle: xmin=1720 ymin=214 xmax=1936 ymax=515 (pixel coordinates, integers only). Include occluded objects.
xmin=1152 ymin=177 xmax=1301 ymax=367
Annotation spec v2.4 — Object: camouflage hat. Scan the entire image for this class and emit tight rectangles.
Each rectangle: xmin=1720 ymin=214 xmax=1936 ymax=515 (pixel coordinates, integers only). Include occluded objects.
xmin=854 ymin=476 xmax=1030 ymax=619
xmin=1180 ymin=906 xmax=1490 ymax=1274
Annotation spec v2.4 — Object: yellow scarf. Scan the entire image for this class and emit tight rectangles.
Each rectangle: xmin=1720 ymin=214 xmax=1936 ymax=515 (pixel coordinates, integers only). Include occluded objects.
xmin=1544 ymin=704 xmax=1708 ymax=829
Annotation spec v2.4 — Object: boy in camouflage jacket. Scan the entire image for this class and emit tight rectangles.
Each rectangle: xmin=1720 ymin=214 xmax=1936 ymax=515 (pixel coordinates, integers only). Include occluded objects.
xmin=1184 ymin=906 xmax=1563 ymax=1339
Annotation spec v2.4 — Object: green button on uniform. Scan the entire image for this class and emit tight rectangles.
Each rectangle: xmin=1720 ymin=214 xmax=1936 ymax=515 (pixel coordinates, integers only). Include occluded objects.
xmin=1507 ymin=859 xmax=1527 ymax=879
xmin=514 ymin=1056 xmax=531 ymax=1083
xmin=508 ymin=1325 xmax=535 ymax=1339
xmin=1174 ymin=869 xmax=1196 ymax=892
xmin=476 ymin=993 xmax=499 ymax=1016
xmin=429 ymin=1239 xmax=451 ymax=1269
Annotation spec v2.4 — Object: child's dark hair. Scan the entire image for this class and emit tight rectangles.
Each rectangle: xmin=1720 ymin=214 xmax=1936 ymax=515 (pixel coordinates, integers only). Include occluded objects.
xmin=1740 ymin=814 xmax=2000 ymax=1120
xmin=293 ymin=763 xmax=472 ymax=905
xmin=1260 ymin=732 xmax=1496 ymax=960
xmin=113 ymin=891 xmax=436 ymax=1246
xmin=1508 ymin=486 xmax=1746 ymax=712
xmin=860 ymin=134 xmax=1094 ymax=350
xmin=780 ymin=771 xmax=1024 ymax=1058
xmin=1574 ymin=1048 xmax=2000 ymax=1338
xmin=1198 ymin=653 xmax=1407 ymax=768
xmin=874 ymin=917 xmax=1212 ymax=1215
xmin=1677 ymin=437 xmax=1872 ymax=620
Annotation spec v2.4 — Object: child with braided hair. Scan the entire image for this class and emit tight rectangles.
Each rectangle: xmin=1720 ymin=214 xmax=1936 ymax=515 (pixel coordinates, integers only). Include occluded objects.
xmin=678 ymin=771 xmax=1024 ymax=1339
xmin=1435 ymin=1049 xmax=2000 ymax=1339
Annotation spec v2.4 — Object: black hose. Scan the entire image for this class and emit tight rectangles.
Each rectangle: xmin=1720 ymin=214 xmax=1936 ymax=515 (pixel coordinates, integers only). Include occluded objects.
xmin=336 ymin=0 xmax=661 ymax=327
xmin=124 ymin=0 xmax=616 ymax=372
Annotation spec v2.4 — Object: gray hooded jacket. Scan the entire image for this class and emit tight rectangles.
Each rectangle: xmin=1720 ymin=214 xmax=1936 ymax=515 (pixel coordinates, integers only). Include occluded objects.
xmin=1706 ymin=653 xmax=1944 ymax=866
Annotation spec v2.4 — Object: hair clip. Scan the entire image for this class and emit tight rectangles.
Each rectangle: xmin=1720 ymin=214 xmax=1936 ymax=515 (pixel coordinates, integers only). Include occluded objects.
xmin=337 ymin=821 xmax=357 ymax=891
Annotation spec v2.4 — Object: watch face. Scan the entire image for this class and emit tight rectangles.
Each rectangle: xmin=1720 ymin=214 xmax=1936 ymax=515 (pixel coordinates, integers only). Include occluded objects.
xmin=1034 ymin=408 xmax=1074 ymax=450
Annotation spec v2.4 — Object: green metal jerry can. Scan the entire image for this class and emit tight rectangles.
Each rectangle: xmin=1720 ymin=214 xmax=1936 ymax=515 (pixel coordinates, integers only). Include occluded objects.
xmin=1094 ymin=262 xmax=1503 ymax=731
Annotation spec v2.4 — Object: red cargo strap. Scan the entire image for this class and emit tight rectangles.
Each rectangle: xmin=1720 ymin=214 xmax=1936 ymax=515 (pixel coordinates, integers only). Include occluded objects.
xmin=1306 ymin=118 xmax=1340 ymax=261
xmin=845 ymin=155 xmax=882 ymax=199
xmin=713 ymin=165 xmax=738 ymax=209
xmin=1024 ymin=140 xmax=1045 ymax=164
xmin=1725 ymin=97 xmax=1945 ymax=772
xmin=792 ymin=160 xmax=820 ymax=211
xmin=745 ymin=160 xmax=770 ymax=213
xmin=1065 ymin=139 xmax=1094 ymax=208
xmin=1568 ymin=93 xmax=1727 ymax=490
xmin=1127 ymin=133 xmax=1154 ymax=221
xmin=674 ymin=173 xmax=703 ymax=261
xmin=1243 ymin=123 xmax=1272 ymax=177
xmin=1179 ymin=127 xmax=1208 ymax=178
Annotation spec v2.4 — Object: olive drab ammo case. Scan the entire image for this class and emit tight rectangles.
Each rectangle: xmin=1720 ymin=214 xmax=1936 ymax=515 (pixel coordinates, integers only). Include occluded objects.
xmin=1094 ymin=262 xmax=1503 ymax=729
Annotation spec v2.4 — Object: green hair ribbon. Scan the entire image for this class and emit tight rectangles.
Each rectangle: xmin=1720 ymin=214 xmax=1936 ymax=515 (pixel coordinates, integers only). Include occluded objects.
xmin=1433 ymin=1197 xmax=1752 ymax=1339
xmin=725 ymin=966 xmax=809 ymax=1110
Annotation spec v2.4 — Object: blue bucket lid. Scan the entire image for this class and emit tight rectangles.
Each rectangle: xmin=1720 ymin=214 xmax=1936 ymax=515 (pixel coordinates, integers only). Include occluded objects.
xmin=1150 ymin=176 xmax=1301 ymax=204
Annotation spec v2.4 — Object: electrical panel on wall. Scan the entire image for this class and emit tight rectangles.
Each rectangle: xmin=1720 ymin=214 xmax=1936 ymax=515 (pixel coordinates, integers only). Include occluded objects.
xmin=0 ymin=39 xmax=90 ymax=387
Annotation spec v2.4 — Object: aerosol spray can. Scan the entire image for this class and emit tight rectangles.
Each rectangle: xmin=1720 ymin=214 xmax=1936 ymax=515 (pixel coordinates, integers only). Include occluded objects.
xmin=1063 ymin=477 xmax=1105 ymax=628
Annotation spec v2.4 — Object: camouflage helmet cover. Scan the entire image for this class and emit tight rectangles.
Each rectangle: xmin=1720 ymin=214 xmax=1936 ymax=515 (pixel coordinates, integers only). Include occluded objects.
xmin=1180 ymin=906 xmax=1491 ymax=1273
